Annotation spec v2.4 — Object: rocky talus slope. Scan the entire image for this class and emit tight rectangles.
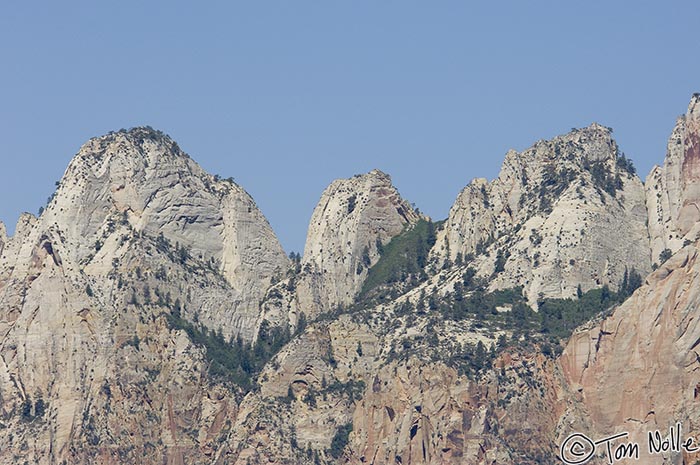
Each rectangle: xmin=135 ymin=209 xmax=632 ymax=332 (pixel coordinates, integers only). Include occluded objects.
xmin=2 ymin=96 xmax=700 ymax=465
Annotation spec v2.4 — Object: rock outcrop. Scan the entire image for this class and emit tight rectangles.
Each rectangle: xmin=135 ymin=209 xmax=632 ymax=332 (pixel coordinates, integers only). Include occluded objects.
xmin=433 ymin=123 xmax=651 ymax=305
xmin=349 ymin=352 xmax=573 ymax=465
xmin=0 ymin=212 xmax=38 ymax=280
xmin=0 ymin=216 xmax=243 ymax=464
xmin=259 ymin=170 xmax=420 ymax=332
xmin=0 ymin=221 xmax=5 ymax=256
xmin=226 ymin=315 xmax=379 ymax=464
xmin=552 ymin=95 xmax=700 ymax=464
xmin=646 ymin=94 xmax=700 ymax=265
xmin=298 ymin=169 xmax=420 ymax=313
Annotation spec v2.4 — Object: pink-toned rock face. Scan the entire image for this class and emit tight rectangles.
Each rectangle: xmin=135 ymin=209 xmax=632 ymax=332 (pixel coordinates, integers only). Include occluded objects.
xmin=679 ymin=97 xmax=700 ymax=234
xmin=559 ymin=245 xmax=700 ymax=464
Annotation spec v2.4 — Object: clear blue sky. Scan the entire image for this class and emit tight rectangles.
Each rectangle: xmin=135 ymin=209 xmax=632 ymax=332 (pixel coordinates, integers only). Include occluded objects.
xmin=1 ymin=2 xmax=699 ymax=253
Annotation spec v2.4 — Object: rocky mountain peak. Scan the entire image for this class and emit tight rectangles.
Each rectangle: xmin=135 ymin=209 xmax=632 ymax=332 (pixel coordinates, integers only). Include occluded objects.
xmin=4 ymin=128 xmax=288 ymax=343
xmin=256 ymin=168 xmax=422 ymax=337
xmin=0 ymin=212 xmax=38 ymax=274
xmin=502 ymin=123 xmax=617 ymax=176
xmin=68 ymin=127 xmax=195 ymax=182
xmin=681 ymin=94 xmax=700 ymax=230
xmin=290 ymin=169 xmax=420 ymax=314
xmin=40 ymin=127 xmax=287 ymax=274
xmin=302 ymin=169 xmax=418 ymax=267
xmin=434 ymin=124 xmax=649 ymax=305
xmin=0 ymin=127 xmax=299 ymax=463
xmin=365 ymin=167 xmax=391 ymax=179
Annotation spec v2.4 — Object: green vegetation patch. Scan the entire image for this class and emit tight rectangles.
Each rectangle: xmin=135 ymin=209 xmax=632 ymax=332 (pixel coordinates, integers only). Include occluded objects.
xmin=329 ymin=422 xmax=353 ymax=458
xmin=360 ymin=219 xmax=437 ymax=297
xmin=400 ymin=267 xmax=645 ymax=379
xmin=166 ymin=303 xmax=291 ymax=392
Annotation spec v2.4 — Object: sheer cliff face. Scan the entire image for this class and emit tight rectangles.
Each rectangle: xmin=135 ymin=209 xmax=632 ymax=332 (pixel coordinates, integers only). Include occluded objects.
xmin=646 ymin=94 xmax=700 ymax=264
xmin=434 ymin=124 xmax=651 ymax=304
xmin=0 ymin=128 xmax=288 ymax=464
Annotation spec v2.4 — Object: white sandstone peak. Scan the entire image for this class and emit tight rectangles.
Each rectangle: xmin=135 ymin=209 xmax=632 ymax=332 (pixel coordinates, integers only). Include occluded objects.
xmin=435 ymin=124 xmax=650 ymax=305
xmin=292 ymin=170 xmax=420 ymax=315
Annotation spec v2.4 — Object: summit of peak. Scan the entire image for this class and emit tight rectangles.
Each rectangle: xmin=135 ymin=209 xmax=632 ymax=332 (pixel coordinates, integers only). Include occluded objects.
xmin=582 ymin=122 xmax=612 ymax=133
xmin=77 ymin=126 xmax=187 ymax=162
xmin=61 ymin=127 xmax=203 ymax=190
xmin=349 ymin=168 xmax=391 ymax=184
xmin=101 ymin=125 xmax=175 ymax=142
xmin=367 ymin=168 xmax=389 ymax=177
xmin=555 ymin=122 xmax=615 ymax=147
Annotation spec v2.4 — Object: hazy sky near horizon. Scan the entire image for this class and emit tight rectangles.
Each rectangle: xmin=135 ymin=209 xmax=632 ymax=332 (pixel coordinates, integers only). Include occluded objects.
xmin=1 ymin=2 xmax=699 ymax=252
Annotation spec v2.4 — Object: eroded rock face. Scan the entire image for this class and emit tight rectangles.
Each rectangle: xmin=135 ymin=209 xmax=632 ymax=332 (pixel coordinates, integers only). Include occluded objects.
xmin=224 ymin=315 xmax=379 ymax=464
xmin=228 ymin=310 xmax=573 ymax=465
xmin=682 ymin=97 xmax=700 ymax=226
xmin=350 ymin=358 xmax=508 ymax=465
xmin=0 ymin=226 xmax=242 ymax=464
xmin=434 ymin=124 xmax=651 ymax=305
xmin=646 ymin=94 xmax=700 ymax=265
xmin=0 ymin=213 xmax=38 ymax=281
xmin=349 ymin=352 xmax=575 ymax=465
